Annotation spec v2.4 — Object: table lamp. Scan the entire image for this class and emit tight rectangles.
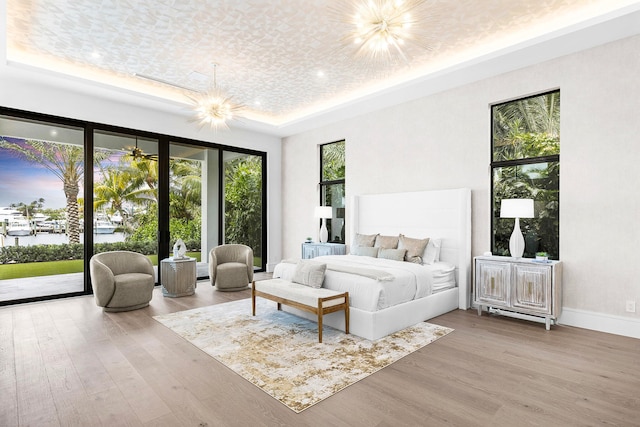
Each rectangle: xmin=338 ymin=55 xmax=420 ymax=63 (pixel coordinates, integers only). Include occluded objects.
xmin=500 ymin=198 xmax=534 ymax=258
xmin=314 ymin=206 xmax=333 ymax=243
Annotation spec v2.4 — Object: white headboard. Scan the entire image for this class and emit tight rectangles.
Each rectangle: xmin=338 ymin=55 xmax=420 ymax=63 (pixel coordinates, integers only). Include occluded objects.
xmin=350 ymin=188 xmax=472 ymax=309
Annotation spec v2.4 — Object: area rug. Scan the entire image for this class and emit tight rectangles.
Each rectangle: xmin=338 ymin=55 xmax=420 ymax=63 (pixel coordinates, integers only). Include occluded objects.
xmin=153 ymin=298 xmax=453 ymax=412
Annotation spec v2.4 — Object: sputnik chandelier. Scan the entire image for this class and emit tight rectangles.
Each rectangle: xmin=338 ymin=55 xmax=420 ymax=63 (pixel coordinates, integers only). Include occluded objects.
xmin=344 ymin=0 xmax=431 ymax=63
xmin=188 ymin=64 xmax=243 ymax=130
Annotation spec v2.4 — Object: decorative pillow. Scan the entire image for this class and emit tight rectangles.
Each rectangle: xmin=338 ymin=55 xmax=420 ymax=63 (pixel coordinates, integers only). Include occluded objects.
xmin=374 ymin=234 xmax=399 ymax=249
xmin=292 ymin=260 xmax=327 ymax=288
xmin=398 ymin=234 xmax=430 ymax=263
xmin=352 ymin=233 xmax=378 ymax=247
xmin=423 ymin=238 xmax=442 ymax=265
xmin=351 ymin=246 xmax=380 ymax=257
xmin=378 ymin=248 xmax=406 ymax=261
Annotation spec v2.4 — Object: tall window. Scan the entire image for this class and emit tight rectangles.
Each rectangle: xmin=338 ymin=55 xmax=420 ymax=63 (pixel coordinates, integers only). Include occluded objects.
xmin=491 ymin=90 xmax=560 ymax=259
xmin=320 ymin=140 xmax=345 ymax=243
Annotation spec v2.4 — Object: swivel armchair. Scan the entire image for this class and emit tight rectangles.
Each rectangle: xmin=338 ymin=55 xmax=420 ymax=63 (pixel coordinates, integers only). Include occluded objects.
xmin=90 ymin=250 xmax=155 ymax=312
xmin=209 ymin=244 xmax=254 ymax=291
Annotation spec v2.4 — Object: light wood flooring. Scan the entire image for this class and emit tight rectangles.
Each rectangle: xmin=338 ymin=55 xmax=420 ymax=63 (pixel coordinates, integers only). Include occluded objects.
xmin=1 ymin=279 xmax=639 ymax=426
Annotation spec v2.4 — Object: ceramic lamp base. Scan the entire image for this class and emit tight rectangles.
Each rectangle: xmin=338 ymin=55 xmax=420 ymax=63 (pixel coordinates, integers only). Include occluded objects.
xmin=509 ymin=217 xmax=525 ymax=258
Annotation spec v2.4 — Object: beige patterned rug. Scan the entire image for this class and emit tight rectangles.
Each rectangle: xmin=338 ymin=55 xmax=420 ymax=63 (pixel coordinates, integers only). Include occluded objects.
xmin=153 ymin=298 xmax=453 ymax=412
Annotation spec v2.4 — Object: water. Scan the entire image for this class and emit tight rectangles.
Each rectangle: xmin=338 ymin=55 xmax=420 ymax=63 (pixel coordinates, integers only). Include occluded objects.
xmin=0 ymin=232 xmax=127 ymax=247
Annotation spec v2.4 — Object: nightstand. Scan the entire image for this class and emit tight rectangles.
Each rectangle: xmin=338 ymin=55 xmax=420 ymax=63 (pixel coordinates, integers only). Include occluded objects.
xmin=301 ymin=242 xmax=346 ymax=259
xmin=474 ymin=255 xmax=562 ymax=330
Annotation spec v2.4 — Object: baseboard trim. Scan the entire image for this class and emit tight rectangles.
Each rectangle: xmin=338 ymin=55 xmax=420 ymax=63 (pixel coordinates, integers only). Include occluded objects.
xmin=559 ymin=308 xmax=640 ymax=339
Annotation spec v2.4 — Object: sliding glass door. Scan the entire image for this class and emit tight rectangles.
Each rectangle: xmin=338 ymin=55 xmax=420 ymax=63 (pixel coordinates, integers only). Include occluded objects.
xmin=0 ymin=115 xmax=85 ymax=302
xmin=169 ymin=142 xmax=220 ymax=276
xmin=223 ymin=152 xmax=264 ymax=270
xmin=93 ymin=131 xmax=159 ymax=270
xmin=0 ymin=107 xmax=267 ymax=306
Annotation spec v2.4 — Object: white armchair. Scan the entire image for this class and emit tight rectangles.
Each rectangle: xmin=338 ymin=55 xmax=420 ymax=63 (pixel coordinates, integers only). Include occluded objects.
xmin=209 ymin=244 xmax=254 ymax=291
xmin=89 ymin=250 xmax=155 ymax=311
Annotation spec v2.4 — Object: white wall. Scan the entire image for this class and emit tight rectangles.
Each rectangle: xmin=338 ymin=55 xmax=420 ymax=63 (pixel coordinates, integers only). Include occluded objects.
xmin=0 ymin=64 xmax=283 ymax=272
xmin=282 ymin=34 xmax=640 ymax=338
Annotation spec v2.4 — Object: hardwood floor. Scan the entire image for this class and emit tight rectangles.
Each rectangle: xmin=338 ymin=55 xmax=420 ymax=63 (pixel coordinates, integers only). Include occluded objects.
xmin=1 ymin=281 xmax=639 ymax=426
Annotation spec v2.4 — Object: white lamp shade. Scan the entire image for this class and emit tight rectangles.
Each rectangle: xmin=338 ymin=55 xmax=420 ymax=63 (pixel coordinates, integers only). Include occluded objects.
xmin=314 ymin=206 xmax=333 ymax=219
xmin=500 ymin=199 xmax=534 ymax=218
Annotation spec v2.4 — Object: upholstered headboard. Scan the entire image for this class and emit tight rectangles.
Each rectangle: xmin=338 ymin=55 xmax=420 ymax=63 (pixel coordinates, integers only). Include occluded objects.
xmin=350 ymin=188 xmax=472 ymax=309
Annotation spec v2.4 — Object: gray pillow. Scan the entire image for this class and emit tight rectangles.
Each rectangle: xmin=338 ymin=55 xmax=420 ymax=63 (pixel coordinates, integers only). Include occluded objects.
xmin=292 ymin=260 xmax=327 ymax=288
xmin=374 ymin=234 xmax=399 ymax=249
xmin=353 ymin=233 xmax=378 ymax=247
xmin=398 ymin=234 xmax=430 ymax=263
xmin=351 ymin=246 xmax=379 ymax=257
xmin=378 ymin=248 xmax=406 ymax=261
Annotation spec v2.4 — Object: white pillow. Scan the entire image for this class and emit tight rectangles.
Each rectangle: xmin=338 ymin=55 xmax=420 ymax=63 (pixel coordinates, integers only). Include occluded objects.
xmin=423 ymin=238 xmax=442 ymax=265
xmin=292 ymin=260 xmax=327 ymax=288
xmin=378 ymin=248 xmax=406 ymax=261
xmin=351 ymin=246 xmax=379 ymax=257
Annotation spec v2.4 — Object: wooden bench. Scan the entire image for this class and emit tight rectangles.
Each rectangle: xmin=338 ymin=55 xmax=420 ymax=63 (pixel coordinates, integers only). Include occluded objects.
xmin=252 ymin=279 xmax=349 ymax=343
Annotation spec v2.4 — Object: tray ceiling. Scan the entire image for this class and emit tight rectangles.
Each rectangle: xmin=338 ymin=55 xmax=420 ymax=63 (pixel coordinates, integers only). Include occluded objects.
xmin=5 ymin=0 xmax=639 ymax=132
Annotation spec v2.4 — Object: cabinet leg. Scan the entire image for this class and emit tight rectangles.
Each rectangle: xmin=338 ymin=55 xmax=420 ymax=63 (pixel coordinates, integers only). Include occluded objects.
xmin=545 ymin=317 xmax=551 ymax=330
xmin=477 ymin=305 xmax=482 ymax=316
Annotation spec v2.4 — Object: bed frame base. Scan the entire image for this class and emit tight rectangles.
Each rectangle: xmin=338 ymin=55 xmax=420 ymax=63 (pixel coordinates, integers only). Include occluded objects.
xmin=283 ymin=287 xmax=458 ymax=341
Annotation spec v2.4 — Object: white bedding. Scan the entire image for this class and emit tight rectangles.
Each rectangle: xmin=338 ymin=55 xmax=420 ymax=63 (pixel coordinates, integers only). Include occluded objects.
xmin=273 ymin=255 xmax=456 ymax=312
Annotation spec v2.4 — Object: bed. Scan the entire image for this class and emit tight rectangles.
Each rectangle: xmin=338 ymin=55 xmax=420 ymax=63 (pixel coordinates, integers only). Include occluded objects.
xmin=273 ymin=188 xmax=472 ymax=340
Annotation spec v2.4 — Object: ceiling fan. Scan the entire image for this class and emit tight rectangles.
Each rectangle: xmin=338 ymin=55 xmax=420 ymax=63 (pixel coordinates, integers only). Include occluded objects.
xmin=124 ymin=137 xmax=157 ymax=161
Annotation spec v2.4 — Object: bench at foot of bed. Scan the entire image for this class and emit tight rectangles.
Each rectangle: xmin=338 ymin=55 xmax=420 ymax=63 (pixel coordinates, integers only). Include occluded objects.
xmin=252 ymin=279 xmax=349 ymax=343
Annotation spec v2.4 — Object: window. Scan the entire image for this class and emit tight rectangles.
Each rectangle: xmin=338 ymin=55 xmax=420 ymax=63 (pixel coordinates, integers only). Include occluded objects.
xmin=491 ymin=90 xmax=560 ymax=259
xmin=320 ymin=140 xmax=345 ymax=243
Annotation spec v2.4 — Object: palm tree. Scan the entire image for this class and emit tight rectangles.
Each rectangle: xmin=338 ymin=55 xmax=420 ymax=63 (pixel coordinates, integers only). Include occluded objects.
xmin=0 ymin=138 xmax=85 ymax=243
xmin=170 ymin=159 xmax=202 ymax=221
xmin=322 ymin=140 xmax=345 ymax=180
xmin=493 ymin=92 xmax=560 ymax=161
xmin=126 ymin=156 xmax=159 ymax=193
xmin=94 ymin=166 xmax=157 ymax=231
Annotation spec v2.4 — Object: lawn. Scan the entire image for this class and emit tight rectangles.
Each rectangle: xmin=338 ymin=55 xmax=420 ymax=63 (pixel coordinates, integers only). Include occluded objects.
xmin=0 ymin=252 xmax=202 ymax=280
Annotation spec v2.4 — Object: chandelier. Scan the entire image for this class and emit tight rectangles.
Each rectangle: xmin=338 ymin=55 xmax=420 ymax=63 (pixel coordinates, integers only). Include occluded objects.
xmin=188 ymin=64 xmax=243 ymax=130
xmin=343 ymin=0 xmax=430 ymax=63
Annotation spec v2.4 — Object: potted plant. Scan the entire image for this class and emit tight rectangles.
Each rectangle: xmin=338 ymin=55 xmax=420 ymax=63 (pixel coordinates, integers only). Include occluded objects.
xmin=535 ymin=251 xmax=549 ymax=262
xmin=304 ymin=236 xmax=313 ymax=243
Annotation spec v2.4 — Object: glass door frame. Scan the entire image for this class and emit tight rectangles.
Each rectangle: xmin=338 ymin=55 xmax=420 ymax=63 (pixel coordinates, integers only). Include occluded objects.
xmin=0 ymin=106 xmax=267 ymax=306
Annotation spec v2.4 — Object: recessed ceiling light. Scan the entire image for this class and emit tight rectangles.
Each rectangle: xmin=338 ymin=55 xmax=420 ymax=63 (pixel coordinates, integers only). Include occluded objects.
xmin=91 ymin=51 xmax=101 ymax=59
xmin=317 ymin=70 xmax=325 ymax=77
xmin=50 ymin=129 xmax=58 ymax=137
xmin=254 ymin=100 xmax=261 ymax=106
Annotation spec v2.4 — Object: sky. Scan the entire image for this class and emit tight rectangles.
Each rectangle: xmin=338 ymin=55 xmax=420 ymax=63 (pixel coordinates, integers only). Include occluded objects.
xmin=0 ymin=139 xmax=81 ymax=210
xmin=0 ymin=138 xmax=131 ymax=211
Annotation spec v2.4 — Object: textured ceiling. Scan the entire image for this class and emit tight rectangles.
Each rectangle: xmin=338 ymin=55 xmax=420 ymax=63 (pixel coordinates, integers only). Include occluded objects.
xmin=5 ymin=0 xmax=638 ymax=128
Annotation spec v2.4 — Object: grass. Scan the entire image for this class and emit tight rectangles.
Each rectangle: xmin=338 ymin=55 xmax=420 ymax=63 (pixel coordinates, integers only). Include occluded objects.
xmin=0 ymin=252 xmax=202 ymax=280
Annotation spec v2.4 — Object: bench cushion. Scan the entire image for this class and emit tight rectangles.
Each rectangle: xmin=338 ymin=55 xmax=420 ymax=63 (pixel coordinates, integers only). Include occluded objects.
xmin=255 ymin=279 xmax=345 ymax=308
